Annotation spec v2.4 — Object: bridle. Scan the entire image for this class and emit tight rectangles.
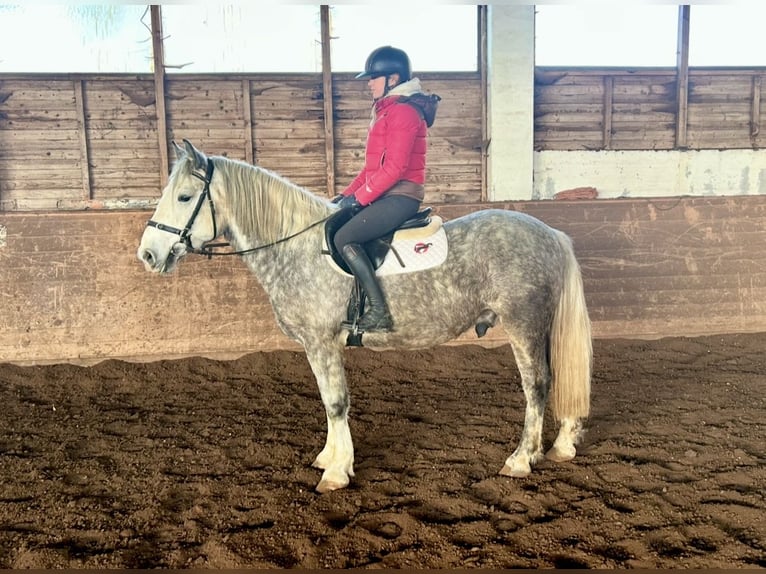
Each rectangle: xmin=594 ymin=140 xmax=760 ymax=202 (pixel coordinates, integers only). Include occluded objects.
xmin=145 ymin=157 xmax=331 ymax=258
xmin=146 ymin=159 xmax=217 ymax=254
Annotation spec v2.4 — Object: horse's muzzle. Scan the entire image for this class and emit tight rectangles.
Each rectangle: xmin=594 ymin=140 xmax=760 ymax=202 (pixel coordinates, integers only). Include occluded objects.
xmin=138 ymin=242 xmax=187 ymax=273
xmin=137 ymin=246 xmax=161 ymax=272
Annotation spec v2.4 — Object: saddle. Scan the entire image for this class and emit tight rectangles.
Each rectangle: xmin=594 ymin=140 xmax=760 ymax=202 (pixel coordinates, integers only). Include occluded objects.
xmin=323 ymin=206 xmax=433 ymax=274
xmin=323 ymin=206 xmax=433 ymax=346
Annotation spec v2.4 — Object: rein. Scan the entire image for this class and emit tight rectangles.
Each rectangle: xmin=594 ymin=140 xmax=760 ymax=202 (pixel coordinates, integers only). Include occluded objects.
xmin=196 ymin=216 xmax=330 ymax=259
xmin=146 ymin=158 xmax=331 ymax=259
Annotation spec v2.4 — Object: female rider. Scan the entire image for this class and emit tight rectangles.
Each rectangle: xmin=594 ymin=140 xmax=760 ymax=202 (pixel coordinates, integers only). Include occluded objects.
xmin=334 ymin=45 xmax=433 ymax=333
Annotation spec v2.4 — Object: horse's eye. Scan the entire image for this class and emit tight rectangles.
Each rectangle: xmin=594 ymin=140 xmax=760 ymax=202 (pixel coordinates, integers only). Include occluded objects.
xmin=178 ymin=194 xmax=193 ymax=203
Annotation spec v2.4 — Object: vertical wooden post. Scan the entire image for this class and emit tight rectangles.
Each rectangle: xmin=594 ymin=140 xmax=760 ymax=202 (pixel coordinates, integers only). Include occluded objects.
xmin=751 ymin=76 xmax=761 ymax=141
xmin=73 ymin=78 xmax=92 ymax=200
xmin=151 ymin=5 xmax=169 ymax=186
xmin=320 ymin=5 xmax=336 ymax=197
xmin=242 ymin=79 xmax=254 ymax=164
xmin=603 ymin=76 xmax=614 ymax=150
xmin=675 ymin=5 xmax=690 ymax=149
xmin=479 ymin=5 xmax=489 ymax=202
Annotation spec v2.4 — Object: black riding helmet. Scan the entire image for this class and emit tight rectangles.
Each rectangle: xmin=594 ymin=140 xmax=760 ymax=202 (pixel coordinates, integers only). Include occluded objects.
xmin=356 ymin=46 xmax=411 ymax=82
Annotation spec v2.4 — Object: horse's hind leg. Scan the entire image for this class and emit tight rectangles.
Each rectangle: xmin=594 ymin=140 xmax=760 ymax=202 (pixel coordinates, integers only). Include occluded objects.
xmin=500 ymin=337 xmax=550 ymax=477
xmin=304 ymin=343 xmax=354 ymax=493
xmin=546 ymin=417 xmax=582 ymax=462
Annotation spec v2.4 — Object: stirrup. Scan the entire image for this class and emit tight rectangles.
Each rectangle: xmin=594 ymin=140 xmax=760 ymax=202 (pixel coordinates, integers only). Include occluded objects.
xmin=341 ymin=313 xmax=393 ymax=333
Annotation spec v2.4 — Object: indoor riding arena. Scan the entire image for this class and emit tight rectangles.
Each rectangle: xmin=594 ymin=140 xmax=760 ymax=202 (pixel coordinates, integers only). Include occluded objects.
xmin=0 ymin=6 xmax=764 ymax=569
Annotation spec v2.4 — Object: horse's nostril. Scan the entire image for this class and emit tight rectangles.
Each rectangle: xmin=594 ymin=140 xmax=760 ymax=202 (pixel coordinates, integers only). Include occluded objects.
xmin=141 ymin=249 xmax=155 ymax=265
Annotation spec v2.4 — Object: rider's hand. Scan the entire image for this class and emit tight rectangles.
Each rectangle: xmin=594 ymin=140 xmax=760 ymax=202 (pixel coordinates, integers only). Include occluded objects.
xmin=330 ymin=194 xmax=344 ymax=204
xmin=338 ymin=194 xmax=362 ymax=213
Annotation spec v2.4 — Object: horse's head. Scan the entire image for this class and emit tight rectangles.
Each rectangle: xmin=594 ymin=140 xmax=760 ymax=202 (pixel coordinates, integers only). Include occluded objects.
xmin=137 ymin=140 xmax=218 ymax=274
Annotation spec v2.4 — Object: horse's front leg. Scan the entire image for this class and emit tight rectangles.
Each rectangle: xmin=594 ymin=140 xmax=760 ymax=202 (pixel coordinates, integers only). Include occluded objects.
xmin=304 ymin=342 xmax=354 ymax=493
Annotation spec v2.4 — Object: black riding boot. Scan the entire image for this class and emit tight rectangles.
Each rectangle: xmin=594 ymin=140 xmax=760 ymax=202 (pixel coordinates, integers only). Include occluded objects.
xmin=341 ymin=243 xmax=394 ymax=332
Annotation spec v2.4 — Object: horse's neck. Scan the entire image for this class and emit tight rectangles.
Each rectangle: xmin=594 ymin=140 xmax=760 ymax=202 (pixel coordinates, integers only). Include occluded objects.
xmin=220 ymin=161 xmax=330 ymax=260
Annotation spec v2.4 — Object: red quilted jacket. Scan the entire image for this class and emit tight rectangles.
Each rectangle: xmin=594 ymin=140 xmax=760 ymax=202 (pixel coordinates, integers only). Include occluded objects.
xmin=342 ymin=95 xmax=428 ymax=206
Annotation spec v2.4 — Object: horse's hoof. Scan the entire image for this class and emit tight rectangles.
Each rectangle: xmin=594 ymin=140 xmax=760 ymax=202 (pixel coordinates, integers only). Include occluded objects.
xmin=315 ymin=479 xmax=347 ymax=494
xmin=545 ymin=445 xmax=576 ymax=462
xmin=499 ymin=464 xmax=530 ymax=478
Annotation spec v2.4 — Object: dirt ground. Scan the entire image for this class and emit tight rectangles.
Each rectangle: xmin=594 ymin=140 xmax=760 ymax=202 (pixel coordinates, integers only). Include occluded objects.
xmin=0 ymin=332 xmax=764 ymax=569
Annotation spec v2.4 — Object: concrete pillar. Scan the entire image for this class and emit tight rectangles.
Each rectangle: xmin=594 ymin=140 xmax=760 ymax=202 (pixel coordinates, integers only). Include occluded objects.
xmin=487 ymin=5 xmax=535 ymax=201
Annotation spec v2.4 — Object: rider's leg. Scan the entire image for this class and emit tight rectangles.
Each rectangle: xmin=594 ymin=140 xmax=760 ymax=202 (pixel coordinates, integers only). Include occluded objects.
xmin=341 ymin=243 xmax=393 ymax=331
xmin=333 ymin=195 xmax=420 ymax=332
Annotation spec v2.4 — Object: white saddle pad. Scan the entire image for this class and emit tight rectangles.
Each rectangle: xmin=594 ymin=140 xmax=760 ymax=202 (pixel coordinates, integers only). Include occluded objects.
xmin=327 ymin=216 xmax=448 ymax=277
xmin=376 ymin=217 xmax=448 ymax=276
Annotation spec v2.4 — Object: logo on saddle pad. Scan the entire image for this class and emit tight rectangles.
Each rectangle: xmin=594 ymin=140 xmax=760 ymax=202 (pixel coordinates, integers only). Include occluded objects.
xmin=325 ymin=216 xmax=448 ymax=277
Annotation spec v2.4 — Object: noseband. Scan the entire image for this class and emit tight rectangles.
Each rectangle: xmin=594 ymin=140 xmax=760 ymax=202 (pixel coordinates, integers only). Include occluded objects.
xmin=146 ymin=159 xmax=217 ymax=253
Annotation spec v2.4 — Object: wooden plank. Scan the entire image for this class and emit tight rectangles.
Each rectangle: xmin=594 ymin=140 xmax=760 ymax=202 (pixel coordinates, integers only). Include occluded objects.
xmin=0 ymin=129 xmax=82 ymax=141
xmin=686 ymin=134 xmax=754 ymax=149
xmin=751 ymin=76 xmax=761 ymax=140
xmin=688 ymin=76 xmax=753 ymax=96
xmin=0 ymin=149 xmax=82 ymax=160
xmin=88 ymin=188 xmax=161 ymax=201
xmin=609 ymin=125 xmax=676 ymax=137
xmin=80 ymin=81 xmax=157 ymax=111
xmin=166 ymin=100 xmax=250 ymax=119
xmin=73 ymin=79 xmax=92 ymax=201
xmin=581 ymin=255 xmax=766 ymax=282
xmin=246 ymin=126 xmax=330 ymax=139
xmin=536 ymin=103 xmax=603 ymax=115
xmin=534 ymin=130 xmax=604 ymax=142
xmin=151 ymin=5 xmax=169 ymax=187
xmin=612 ymin=102 xmax=676 ymax=116
xmin=586 ymin=299 xmax=765 ymax=323
xmin=608 ymin=137 xmax=675 ymax=150
xmin=86 ymin=157 xmax=165 ymax=169
xmin=242 ymin=79 xmax=254 ymax=163
xmin=2 ymin=183 xmax=82 ymax=195
xmin=84 ymin=129 xmax=160 ymax=143
xmin=0 ymin=198 xmax=63 ymax=211
xmin=85 ymin=119 xmax=158 ymax=131
xmin=675 ymin=5 xmax=690 ymax=149
xmin=88 ymin=143 xmax=164 ymax=157
xmin=0 ymin=167 xmax=83 ymax=183
xmin=165 ymin=126 xmax=255 ymax=139
xmin=478 ymin=5 xmax=488 ymax=201
xmin=535 ymin=83 xmax=605 ymax=104
xmin=426 ymin=190 xmax=481 ymax=204
xmin=320 ymin=5 xmax=335 ymax=198
xmin=612 ymin=80 xmax=676 ymax=102
xmin=0 ymin=110 xmax=78 ymax=122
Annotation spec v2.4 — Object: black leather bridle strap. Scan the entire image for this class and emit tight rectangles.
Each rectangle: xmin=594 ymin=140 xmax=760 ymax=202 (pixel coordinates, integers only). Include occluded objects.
xmin=146 ymin=159 xmax=216 ymax=249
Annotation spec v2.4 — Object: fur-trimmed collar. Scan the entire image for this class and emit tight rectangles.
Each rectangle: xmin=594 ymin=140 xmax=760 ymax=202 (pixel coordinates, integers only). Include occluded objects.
xmin=386 ymin=77 xmax=423 ymax=98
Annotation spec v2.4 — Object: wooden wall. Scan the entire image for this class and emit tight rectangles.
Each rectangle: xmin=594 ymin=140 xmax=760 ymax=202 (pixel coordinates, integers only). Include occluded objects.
xmin=535 ymin=68 xmax=766 ymax=151
xmin=2 ymin=196 xmax=764 ymax=365
xmin=0 ymin=72 xmax=482 ymax=211
xmin=2 ymin=68 xmax=763 ymax=211
xmin=2 ymin=68 xmax=765 ymax=363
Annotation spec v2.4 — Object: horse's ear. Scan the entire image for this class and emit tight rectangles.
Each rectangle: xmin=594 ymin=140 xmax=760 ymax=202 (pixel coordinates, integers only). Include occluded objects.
xmin=183 ymin=139 xmax=207 ymax=171
xmin=171 ymin=140 xmax=185 ymax=159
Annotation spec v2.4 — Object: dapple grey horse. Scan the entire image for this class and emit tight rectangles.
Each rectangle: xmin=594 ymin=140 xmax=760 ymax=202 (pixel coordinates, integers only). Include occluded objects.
xmin=137 ymin=140 xmax=592 ymax=493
